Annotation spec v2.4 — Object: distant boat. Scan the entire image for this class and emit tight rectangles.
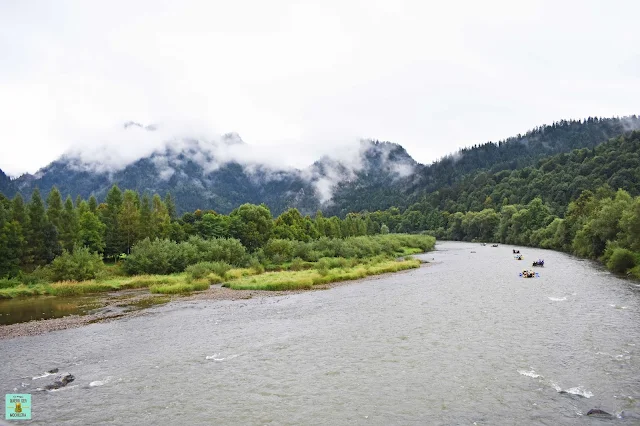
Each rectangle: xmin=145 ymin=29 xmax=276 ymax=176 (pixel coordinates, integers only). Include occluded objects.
xmin=492 ymin=244 xmax=499 ymax=247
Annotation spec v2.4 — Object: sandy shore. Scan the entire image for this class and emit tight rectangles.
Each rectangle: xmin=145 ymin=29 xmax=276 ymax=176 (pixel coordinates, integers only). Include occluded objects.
xmin=0 ymin=266 xmax=427 ymax=340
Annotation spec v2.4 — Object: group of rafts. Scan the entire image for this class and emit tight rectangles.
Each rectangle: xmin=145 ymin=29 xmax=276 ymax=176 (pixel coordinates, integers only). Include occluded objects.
xmin=511 ymin=249 xmax=544 ymax=278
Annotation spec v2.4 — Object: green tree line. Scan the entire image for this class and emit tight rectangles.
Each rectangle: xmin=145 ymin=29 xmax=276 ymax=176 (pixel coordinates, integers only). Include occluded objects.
xmin=0 ymin=185 xmax=399 ymax=278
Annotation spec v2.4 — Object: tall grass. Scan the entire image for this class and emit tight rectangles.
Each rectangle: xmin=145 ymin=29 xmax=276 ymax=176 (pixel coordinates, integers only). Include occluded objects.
xmin=225 ymin=258 xmax=420 ymax=291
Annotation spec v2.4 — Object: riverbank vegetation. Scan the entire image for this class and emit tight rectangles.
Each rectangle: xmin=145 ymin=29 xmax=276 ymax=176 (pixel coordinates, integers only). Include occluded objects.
xmin=0 ymin=234 xmax=435 ymax=298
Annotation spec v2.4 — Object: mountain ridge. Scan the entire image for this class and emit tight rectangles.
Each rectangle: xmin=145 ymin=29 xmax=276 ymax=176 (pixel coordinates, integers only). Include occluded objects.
xmin=1 ymin=115 xmax=638 ymax=215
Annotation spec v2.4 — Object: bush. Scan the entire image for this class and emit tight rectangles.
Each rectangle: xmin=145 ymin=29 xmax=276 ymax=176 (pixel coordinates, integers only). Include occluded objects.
xmin=606 ymin=248 xmax=637 ymax=273
xmin=0 ymin=278 xmax=21 ymax=289
xmin=185 ymin=261 xmax=231 ymax=279
xmin=123 ymin=237 xmax=247 ymax=275
xmin=47 ymin=247 xmax=105 ymax=282
xmin=263 ymin=239 xmax=294 ymax=263
xmin=289 ymin=257 xmax=305 ymax=271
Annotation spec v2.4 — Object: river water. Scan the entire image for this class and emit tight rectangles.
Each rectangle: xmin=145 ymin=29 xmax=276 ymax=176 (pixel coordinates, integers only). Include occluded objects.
xmin=1 ymin=241 xmax=639 ymax=425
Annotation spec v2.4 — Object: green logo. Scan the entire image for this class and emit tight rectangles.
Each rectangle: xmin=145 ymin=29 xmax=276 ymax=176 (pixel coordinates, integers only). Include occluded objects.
xmin=5 ymin=394 xmax=31 ymax=420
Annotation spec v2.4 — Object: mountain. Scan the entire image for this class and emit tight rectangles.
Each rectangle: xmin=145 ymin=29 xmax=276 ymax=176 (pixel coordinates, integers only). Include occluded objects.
xmin=0 ymin=115 xmax=638 ymax=216
xmin=0 ymin=129 xmax=416 ymax=215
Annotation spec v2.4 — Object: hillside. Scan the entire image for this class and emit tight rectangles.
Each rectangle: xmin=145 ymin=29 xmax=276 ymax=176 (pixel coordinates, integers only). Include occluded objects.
xmin=412 ymin=130 xmax=640 ymax=216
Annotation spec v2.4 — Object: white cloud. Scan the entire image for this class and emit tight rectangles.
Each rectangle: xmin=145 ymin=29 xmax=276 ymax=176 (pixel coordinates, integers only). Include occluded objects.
xmin=1 ymin=0 xmax=640 ymax=177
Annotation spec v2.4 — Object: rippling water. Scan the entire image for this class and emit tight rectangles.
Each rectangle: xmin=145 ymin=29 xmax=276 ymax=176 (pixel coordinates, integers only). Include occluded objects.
xmin=1 ymin=242 xmax=639 ymax=425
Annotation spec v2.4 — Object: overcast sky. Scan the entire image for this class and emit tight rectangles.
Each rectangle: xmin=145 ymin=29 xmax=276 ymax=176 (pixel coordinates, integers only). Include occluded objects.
xmin=1 ymin=0 xmax=639 ymax=176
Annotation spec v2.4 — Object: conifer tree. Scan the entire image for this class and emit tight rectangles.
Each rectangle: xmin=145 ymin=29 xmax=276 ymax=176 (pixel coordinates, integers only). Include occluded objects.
xmin=46 ymin=187 xmax=64 ymax=235
xmin=11 ymin=193 xmax=28 ymax=228
xmin=0 ymin=203 xmax=24 ymax=277
xmin=118 ymin=190 xmax=140 ymax=254
xmin=164 ymin=192 xmax=177 ymax=220
xmin=88 ymin=195 xmax=98 ymax=213
xmin=60 ymin=196 xmax=78 ymax=252
xmin=152 ymin=194 xmax=170 ymax=239
xmin=103 ymin=185 xmax=123 ymax=258
xmin=28 ymin=188 xmax=59 ymax=265
xmin=139 ymin=194 xmax=152 ymax=240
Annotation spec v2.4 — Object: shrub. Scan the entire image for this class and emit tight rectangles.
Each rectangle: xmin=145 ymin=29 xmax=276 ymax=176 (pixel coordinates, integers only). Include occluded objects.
xmin=123 ymin=237 xmax=247 ymax=275
xmin=249 ymin=258 xmax=265 ymax=274
xmin=185 ymin=261 xmax=231 ymax=279
xmin=289 ymin=257 xmax=305 ymax=271
xmin=0 ymin=278 xmax=20 ymax=289
xmin=47 ymin=247 xmax=105 ymax=282
xmin=606 ymin=248 xmax=637 ymax=273
xmin=263 ymin=239 xmax=294 ymax=263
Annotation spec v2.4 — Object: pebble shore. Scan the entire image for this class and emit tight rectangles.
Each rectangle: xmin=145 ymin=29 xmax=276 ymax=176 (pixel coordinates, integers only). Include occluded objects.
xmin=0 ymin=267 xmax=422 ymax=340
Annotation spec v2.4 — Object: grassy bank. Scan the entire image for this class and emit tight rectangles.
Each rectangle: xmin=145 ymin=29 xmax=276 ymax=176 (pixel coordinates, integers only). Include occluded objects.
xmin=224 ymin=258 xmax=421 ymax=291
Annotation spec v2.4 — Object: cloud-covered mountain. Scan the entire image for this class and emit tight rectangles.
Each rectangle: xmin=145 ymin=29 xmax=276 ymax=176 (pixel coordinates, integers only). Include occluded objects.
xmin=1 ymin=123 xmax=417 ymax=215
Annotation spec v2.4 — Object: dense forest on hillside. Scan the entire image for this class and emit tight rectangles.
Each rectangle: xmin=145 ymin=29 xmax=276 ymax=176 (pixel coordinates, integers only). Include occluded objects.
xmin=417 ymin=131 xmax=640 ymax=215
xmin=411 ymin=116 xmax=640 ymax=197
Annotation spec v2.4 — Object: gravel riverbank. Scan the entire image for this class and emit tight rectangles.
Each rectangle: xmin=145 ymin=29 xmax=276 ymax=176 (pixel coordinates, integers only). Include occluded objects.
xmin=0 ymin=266 xmax=426 ymax=340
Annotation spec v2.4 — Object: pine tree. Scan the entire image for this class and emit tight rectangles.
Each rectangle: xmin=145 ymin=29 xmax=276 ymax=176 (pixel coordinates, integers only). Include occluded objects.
xmin=11 ymin=194 xmax=28 ymax=228
xmin=152 ymin=194 xmax=170 ymax=239
xmin=118 ymin=190 xmax=140 ymax=254
xmin=75 ymin=194 xmax=83 ymax=208
xmin=0 ymin=203 xmax=24 ymax=277
xmin=60 ymin=196 xmax=78 ymax=252
xmin=164 ymin=192 xmax=177 ymax=220
xmin=88 ymin=195 xmax=98 ymax=213
xmin=103 ymin=185 xmax=123 ymax=258
xmin=46 ymin=187 xmax=64 ymax=234
xmin=28 ymin=188 xmax=59 ymax=265
xmin=139 ymin=193 xmax=152 ymax=240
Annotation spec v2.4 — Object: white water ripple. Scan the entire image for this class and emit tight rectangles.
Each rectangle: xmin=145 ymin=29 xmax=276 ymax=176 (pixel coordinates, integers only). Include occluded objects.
xmin=518 ymin=369 xmax=542 ymax=378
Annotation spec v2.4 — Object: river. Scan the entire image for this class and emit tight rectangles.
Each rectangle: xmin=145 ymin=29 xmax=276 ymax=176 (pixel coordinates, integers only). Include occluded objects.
xmin=1 ymin=241 xmax=639 ymax=425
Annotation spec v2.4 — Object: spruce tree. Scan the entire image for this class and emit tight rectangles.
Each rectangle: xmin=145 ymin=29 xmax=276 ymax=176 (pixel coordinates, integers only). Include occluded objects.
xmin=118 ymin=190 xmax=140 ymax=254
xmin=46 ymin=186 xmax=64 ymax=233
xmin=139 ymin=193 xmax=152 ymax=240
xmin=60 ymin=196 xmax=78 ymax=252
xmin=103 ymin=185 xmax=123 ymax=258
xmin=28 ymin=188 xmax=54 ymax=265
xmin=152 ymin=194 xmax=170 ymax=239
xmin=0 ymin=203 xmax=24 ymax=277
xmin=11 ymin=193 xmax=28 ymax=227
xmin=164 ymin=192 xmax=177 ymax=220
xmin=88 ymin=195 xmax=98 ymax=213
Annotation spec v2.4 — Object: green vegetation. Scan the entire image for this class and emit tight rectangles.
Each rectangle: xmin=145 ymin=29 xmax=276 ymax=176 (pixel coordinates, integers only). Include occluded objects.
xmin=0 ymin=234 xmax=434 ymax=298
xmin=224 ymin=258 xmax=421 ymax=291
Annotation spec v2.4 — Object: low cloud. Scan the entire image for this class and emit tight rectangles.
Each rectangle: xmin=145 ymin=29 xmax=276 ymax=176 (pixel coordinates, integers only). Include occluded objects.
xmin=62 ymin=121 xmax=417 ymax=203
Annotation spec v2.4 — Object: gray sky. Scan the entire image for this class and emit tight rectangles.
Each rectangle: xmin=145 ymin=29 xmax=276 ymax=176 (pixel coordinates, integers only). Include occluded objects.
xmin=1 ymin=0 xmax=639 ymax=176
